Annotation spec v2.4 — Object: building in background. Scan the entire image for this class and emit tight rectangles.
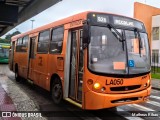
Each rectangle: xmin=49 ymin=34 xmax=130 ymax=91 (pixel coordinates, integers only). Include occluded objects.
xmin=152 ymin=15 xmax=160 ymax=65
xmin=134 ymin=2 xmax=160 ymax=66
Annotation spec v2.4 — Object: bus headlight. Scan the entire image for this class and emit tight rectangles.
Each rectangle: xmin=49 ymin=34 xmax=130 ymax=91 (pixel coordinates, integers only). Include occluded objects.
xmin=94 ymin=83 xmax=101 ymax=89
xmin=147 ymin=79 xmax=150 ymax=85
xmin=144 ymin=79 xmax=151 ymax=87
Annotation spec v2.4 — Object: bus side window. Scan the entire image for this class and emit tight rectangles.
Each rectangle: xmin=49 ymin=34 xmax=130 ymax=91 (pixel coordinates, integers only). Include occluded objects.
xmin=16 ymin=38 xmax=22 ymax=52
xmin=21 ymin=35 xmax=29 ymax=52
xmin=37 ymin=30 xmax=50 ymax=53
xmin=50 ymin=26 xmax=64 ymax=54
xmin=23 ymin=36 xmax=29 ymax=47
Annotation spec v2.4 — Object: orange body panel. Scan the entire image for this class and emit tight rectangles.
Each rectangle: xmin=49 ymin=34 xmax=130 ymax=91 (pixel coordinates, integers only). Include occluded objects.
xmin=85 ymin=86 xmax=151 ymax=109
xmin=34 ymin=54 xmax=49 ymax=89
xmin=14 ymin=52 xmax=28 ymax=79
xmin=82 ymin=49 xmax=151 ymax=109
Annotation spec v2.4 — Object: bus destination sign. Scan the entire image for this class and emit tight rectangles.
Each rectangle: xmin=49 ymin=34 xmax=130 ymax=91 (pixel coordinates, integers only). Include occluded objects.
xmin=89 ymin=13 xmax=145 ymax=31
xmin=114 ymin=19 xmax=134 ymax=27
xmin=97 ymin=15 xmax=108 ymax=23
xmin=93 ymin=14 xmax=109 ymax=24
xmin=113 ymin=16 xmax=143 ymax=30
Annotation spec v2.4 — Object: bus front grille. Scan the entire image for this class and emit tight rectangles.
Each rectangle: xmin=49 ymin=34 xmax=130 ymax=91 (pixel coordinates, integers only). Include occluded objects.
xmin=110 ymin=85 xmax=141 ymax=92
xmin=111 ymin=97 xmax=141 ymax=103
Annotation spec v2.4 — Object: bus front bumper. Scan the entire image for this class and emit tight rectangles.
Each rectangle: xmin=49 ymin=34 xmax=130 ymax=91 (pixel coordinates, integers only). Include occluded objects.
xmin=84 ymin=86 xmax=151 ymax=110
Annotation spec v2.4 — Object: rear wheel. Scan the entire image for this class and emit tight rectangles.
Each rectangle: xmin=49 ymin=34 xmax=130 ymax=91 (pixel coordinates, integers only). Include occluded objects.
xmin=15 ymin=66 xmax=20 ymax=82
xmin=51 ymin=78 xmax=63 ymax=104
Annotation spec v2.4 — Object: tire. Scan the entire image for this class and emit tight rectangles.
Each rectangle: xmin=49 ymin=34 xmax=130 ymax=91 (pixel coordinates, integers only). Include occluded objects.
xmin=51 ymin=78 xmax=63 ymax=104
xmin=15 ymin=67 xmax=20 ymax=82
xmin=109 ymin=107 xmax=117 ymax=112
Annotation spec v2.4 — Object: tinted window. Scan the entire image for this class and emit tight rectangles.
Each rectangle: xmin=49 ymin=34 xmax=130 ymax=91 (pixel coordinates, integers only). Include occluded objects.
xmin=50 ymin=27 xmax=64 ymax=53
xmin=23 ymin=36 xmax=29 ymax=46
xmin=39 ymin=30 xmax=50 ymax=42
xmin=152 ymin=27 xmax=159 ymax=40
xmin=17 ymin=38 xmax=22 ymax=45
xmin=16 ymin=38 xmax=23 ymax=52
xmin=16 ymin=36 xmax=29 ymax=52
xmin=37 ymin=30 xmax=50 ymax=53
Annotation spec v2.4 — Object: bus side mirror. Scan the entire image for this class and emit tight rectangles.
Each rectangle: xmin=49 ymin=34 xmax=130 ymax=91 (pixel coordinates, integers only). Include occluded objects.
xmin=83 ymin=24 xmax=90 ymax=49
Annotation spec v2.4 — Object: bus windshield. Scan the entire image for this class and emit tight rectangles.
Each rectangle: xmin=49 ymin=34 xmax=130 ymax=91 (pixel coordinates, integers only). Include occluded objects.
xmin=88 ymin=26 xmax=150 ymax=75
xmin=0 ymin=46 xmax=9 ymax=58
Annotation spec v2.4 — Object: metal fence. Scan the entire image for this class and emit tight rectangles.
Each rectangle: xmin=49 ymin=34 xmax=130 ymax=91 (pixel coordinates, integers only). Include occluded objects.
xmin=151 ymin=54 xmax=160 ymax=73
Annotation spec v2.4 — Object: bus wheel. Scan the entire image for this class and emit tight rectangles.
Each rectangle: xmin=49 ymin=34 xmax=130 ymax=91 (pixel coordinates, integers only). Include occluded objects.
xmin=15 ymin=68 xmax=20 ymax=82
xmin=109 ymin=107 xmax=117 ymax=112
xmin=51 ymin=78 xmax=63 ymax=104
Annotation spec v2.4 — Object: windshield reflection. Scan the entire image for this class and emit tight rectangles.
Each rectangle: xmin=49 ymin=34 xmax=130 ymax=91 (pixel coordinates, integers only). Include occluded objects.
xmin=89 ymin=26 xmax=150 ymax=75
xmin=125 ymin=31 xmax=150 ymax=74
xmin=89 ymin=26 xmax=127 ymax=74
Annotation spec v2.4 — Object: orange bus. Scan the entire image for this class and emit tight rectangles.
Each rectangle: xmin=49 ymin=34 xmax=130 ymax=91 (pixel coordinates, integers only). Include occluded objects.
xmin=9 ymin=11 xmax=151 ymax=110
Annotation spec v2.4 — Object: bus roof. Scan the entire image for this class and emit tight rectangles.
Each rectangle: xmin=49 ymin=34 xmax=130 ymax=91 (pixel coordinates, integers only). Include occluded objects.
xmin=11 ymin=11 xmax=144 ymax=41
xmin=0 ymin=43 xmax=10 ymax=45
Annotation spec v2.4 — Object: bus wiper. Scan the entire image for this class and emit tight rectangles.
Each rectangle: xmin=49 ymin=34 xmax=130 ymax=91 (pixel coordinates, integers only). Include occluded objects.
xmin=107 ymin=23 xmax=125 ymax=50
xmin=107 ymin=23 xmax=124 ymax=42
xmin=134 ymin=28 xmax=142 ymax=57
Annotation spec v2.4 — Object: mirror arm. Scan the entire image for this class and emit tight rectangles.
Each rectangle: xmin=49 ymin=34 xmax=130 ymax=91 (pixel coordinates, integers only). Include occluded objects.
xmin=82 ymin=21 xmax=90 ymax=49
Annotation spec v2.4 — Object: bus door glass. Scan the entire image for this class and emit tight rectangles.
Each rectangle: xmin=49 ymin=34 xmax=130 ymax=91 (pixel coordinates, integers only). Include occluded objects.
xmin=69 ymin=29 xmax=83 ymax=102
xmin=28 ymin=37 xmax=36 ymax=80
xmin=10 ymin=42 xmax=15 ymax=70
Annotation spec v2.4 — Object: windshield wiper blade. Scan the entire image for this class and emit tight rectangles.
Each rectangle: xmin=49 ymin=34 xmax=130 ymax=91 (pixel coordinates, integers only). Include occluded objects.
xmin=107 ymin=23 xmax=125 ymax=51
xmin=134 ymin=28 xmax=142 ymax=57
xmin=107 ymin=23 xmax=124 ymax=42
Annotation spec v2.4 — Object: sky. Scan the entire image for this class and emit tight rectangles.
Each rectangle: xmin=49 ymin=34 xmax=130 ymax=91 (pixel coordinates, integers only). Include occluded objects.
xmin=2 ymin=0 xmax=160 ymax=38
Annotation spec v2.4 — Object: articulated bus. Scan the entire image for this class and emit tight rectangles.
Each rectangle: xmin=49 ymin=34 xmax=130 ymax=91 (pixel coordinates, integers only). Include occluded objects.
xmin=9 ymin=11 xmax=151 ymax=110
xmin=0 ymin=43 xmax=10 ymax=63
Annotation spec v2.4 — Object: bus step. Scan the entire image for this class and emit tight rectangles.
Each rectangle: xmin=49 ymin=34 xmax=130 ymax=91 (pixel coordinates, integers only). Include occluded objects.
xmin=65 ymin=98 xmax=82 ymax=108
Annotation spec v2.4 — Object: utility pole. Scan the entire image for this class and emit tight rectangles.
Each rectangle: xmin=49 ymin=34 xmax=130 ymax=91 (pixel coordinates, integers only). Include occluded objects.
xmin=31 ymin=20 xmax=35 ymax=29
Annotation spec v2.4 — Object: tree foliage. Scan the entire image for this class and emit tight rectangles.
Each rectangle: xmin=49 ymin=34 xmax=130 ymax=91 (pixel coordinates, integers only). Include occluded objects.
xmin=0 ymin=31 xmax=21 ymax=43
xmin=0 ymin=38 xmax=10 ymax=43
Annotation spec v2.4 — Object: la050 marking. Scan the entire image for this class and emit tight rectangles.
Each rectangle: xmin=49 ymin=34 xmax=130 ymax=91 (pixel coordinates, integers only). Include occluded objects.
xmin=106 ymin=79 xmax=123 ymax=85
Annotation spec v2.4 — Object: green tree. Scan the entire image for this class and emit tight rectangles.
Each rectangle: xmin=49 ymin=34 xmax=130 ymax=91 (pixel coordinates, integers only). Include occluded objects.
xmin=0 ymin=38 xmax=10 ymax=43
xmin=5 ymin=31 xmax=21 ymax=41
xmin=0 ymin=31 xmax=21 ymax=43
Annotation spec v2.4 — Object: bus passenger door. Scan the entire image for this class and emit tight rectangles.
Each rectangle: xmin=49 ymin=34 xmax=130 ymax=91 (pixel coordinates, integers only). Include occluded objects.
xmin=69 ymin=29 xmax=83 ymax=102
xmin=28 ymin=37 xmax=36 ymax=80
xmin=9 ymin=41 xmax=15 ymax=71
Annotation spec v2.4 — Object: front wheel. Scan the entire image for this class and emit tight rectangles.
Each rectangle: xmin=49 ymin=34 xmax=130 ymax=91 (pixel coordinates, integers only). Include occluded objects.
xmin=109 ymin=107 xmax=117 ymax=112
xmin=51 ymin=78 xmax=63 ymax=104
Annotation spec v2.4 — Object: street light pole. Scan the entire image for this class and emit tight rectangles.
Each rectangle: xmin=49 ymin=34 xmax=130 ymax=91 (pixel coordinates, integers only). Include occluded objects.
xmin=31 ymin=20 xmax=35 ymax=29
xmin=15 ymin=28 xmax=18 ymax=31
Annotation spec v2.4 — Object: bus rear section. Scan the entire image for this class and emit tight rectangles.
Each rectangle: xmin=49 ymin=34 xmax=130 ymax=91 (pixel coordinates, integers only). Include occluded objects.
xmin=10 ymin=12 xmax=151 ymax=110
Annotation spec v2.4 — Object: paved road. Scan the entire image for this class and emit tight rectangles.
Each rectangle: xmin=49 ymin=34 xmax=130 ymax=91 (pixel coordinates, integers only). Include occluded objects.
xmin=0 ymin=64 xmax=160 ymax=120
